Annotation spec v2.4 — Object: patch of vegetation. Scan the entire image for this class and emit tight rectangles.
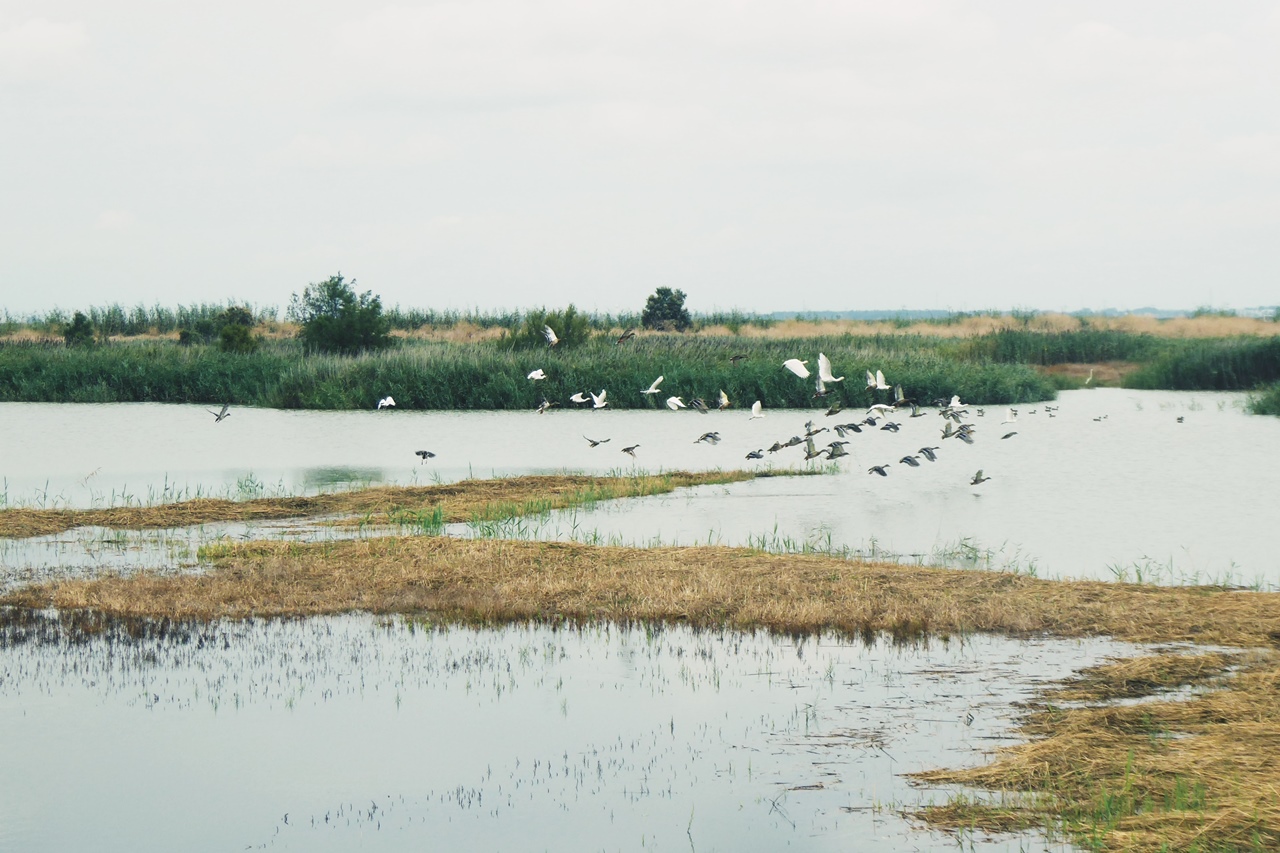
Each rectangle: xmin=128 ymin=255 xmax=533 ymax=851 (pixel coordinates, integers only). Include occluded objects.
xmin=1125 ymin=337 xmax=1280 ymax=391
xmin=288 ymin=274 xmax=392 ymax=355
xmin=1248 ymin=381 xmax=1280 ymax=416
xmin=62 ymin=311 xmax=95 ymax=347
xmin=641 ymin=287 xmax=693 ymax=331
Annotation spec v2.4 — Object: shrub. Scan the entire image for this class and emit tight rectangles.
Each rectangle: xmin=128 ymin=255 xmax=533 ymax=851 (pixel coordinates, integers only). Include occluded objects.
xmin=288 ymin=274 xmax=392 ymax=355
xmin=641 ymin=287 xmax=692 ymax=331
xmin=63 ymin=312 xmax=95 ymax=347
xmin=505 ymin=304 xmax=592 ymax=350
xmin=219 ymin=323 xmax=259 ymax=354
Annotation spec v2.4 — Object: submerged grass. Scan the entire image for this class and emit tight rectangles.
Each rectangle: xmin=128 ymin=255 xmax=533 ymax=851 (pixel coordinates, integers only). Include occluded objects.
xmin=0 ymin=471 xmax=759 ymax=539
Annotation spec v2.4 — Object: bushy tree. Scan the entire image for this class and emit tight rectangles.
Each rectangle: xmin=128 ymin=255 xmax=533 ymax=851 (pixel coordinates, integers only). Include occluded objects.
xmin=506 ymin=304 xmax=592 ymax=349
xmin=63 ymin=311 xmax=95 ymax=347
xmin=288 ymin=274 xmax=392 ymax=355
xmin=641 ymin=287 xmax=692 ymax=332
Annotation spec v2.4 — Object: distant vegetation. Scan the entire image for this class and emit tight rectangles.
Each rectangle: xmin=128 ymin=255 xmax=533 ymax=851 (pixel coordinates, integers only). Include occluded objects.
xmin=2 ymin=288 xmax=1278 ymax=411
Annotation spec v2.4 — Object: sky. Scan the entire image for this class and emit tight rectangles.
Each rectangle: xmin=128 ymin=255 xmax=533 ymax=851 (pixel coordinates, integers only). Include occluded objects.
xmin=2 ymin=1 xmax=1278 ymax=316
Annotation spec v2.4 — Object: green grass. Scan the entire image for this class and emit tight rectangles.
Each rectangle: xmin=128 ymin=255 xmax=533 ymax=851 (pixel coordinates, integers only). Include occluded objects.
xmin=0 ymin=335 xmax=1057 ymax=409
xmin=1124 ymin=337 xmax=1280 ymax=391
xmin=1247 ymin=381 xmax=1280 ymax=416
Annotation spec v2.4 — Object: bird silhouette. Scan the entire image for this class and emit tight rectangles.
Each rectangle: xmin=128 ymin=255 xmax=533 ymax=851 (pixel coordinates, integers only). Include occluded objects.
xmin=617 ymin=329 xmax=636 ymax=344
xmin=970 ymin=470 xmax=991 ymax=485
xmin=414 ymin=450 xmax=436 ymax=463
xmin=536 ymin=398 xmax=558 ymax=414
xmin=583 ymin=436 xmax=610 ymax=448
xmin=695 ymin=431 xmax=721 ymax=445
xmin=208 ymin=404 xmax=231 ymax=423
xmin=867 ymin=465 xmax=890 ymax=477
xmin=899 ymin=455 xmax=921 ymax=467
xmin=745 ymin=449 xmax=764 ymax=460
xmin=622 ymin=444 xmax=640 ymax=458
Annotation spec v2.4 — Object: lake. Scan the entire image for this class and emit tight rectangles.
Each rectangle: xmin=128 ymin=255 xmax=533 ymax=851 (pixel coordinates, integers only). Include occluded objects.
xmin=1 ymin=389 xmax=1276 ymax=586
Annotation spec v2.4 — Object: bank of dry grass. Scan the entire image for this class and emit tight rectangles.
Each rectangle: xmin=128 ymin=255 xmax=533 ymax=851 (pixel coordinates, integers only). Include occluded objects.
xmin=0 ymin=471 xmax=757 ymax=539
xmin=4 ymin=537 xmax=1278 ymax=647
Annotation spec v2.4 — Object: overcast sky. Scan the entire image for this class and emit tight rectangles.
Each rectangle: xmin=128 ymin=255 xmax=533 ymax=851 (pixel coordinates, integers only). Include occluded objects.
xmin=3 ymin=2 xmax=1278 ymax=316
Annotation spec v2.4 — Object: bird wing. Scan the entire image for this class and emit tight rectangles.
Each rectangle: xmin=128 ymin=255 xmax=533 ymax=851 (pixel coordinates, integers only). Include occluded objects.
xmin=876 ymin=370 xmax=887 ymax=388
xmin=814 ymin=374 xmax=826 ymax=394
xmin=543 ymin=325 xmax=558 ymax=345
xmin=750 ymin=400 xmax=762 ymax=418
xmin=644 ymin=376 xmax=663 ymax=393
xmin=719 ymin=390 xmax=729 ymax=408
xmin=783 ymin=359 xmax=810 ymax=378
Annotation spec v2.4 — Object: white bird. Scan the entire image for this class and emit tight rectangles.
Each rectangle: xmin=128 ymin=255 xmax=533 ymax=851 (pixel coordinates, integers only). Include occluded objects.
xmin=783 ymin=359 xmax=810 ymax=378
xmin=867 ymin=403 xmax=895 ymax=415
xmin=569 ymin=392 xmax=589 ymax=404
xmin=948 ymin=394 xmax=965 ymax=408
xmin=376 ymin=396 xmax=396 ymax=409
xmin=749 ymin=400 xmax=764 ymax=419
xmin=543 ymin=325 xmax=559 ymax=347
xmin=527 ymin=369 xmax=546 ymax=381
xmin=818 ymin=353 xmax=844 ymax=383
xmin=642 ymin=375 xmax=664 ymax=394
xmin=1085 ymin=367 xmax=1094 ymax=386
xmin=1002 ymin=408 xmax=1018 ymax=424
xmin=590 ymin=389 xmax=608 ymax=409
xmin=865 ymin=369 xmax=890 ymax=390
xmin=666 ymin=396 xmax=686 ymax=410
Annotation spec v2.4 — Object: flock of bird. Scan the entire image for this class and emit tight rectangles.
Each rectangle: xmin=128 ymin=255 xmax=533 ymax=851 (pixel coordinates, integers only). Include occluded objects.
xmin=207 ymin=324 xmax=1079 ymax=488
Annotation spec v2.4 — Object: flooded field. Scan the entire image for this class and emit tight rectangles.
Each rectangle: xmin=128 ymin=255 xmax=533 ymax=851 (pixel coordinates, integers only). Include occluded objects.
xmin=0 ymin=614 xmax=1147 ymax=852
xmin=2 ymin=389 xmax=1277 ymax=585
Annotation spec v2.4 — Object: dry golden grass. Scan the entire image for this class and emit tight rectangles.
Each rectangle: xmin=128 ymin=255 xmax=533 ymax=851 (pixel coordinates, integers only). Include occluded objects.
xmin=914 ymin=649 xmax=1280 ymax=852
xmin=692 ymin=314 xmax=1279 ymax=340
xmin=5 ymin=537 xmax=1278 ymax=647
xmin=390 ymin=322 xmax=508 ymax=342
xmin=0 ymin=471 xmax=756 ymax=539
xmin=1040 ymin=361 xmax=1141 ymax=385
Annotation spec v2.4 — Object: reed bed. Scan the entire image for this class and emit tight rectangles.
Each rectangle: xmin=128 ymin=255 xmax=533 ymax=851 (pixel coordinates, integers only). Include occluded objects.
xmin=1125 ymin=336 xmax=1280 ymax=392
xmin=5 ymin=537 xmax=1278 ymax=646
xmin=0 ymin=471 xmax=756 ymax=539
xmin=913 ymin=649 xmax=1280 ymax=852
xmin=1248 ymin=381 xmax=1280 ymax=416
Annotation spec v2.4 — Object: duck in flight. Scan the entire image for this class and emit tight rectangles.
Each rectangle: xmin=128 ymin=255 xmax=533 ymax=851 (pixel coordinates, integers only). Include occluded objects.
xmin=583 ymin=436 xmax=610 ymax=448
xmin=414 ymin=450 xmax=436 ymax=463
xmin=622 ymin=444 xmax=640 ymax=458
xmin=970 ymin=470 xmax=991 ymax=485
xmin=208 ymin=404 xmax=231 ymax=423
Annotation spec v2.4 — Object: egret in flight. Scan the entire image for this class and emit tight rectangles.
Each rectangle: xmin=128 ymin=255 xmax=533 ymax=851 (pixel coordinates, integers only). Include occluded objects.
xmin=818 ymin=353 xmax=844 ymax=384
xmin=377 ymin=396 xmax=396 ymax=409
xmin=642 ymin=376 xmax=664 ymax=394
xmin=783 ymin=358 xmax=810 ymax=378
xmin=590 ymin=389 xmax=608 ymax=409
xmin=750 ymin=400 xmax=764 ymax=419
xmin=543 ymin=325 xmax=559 ymax=347
xmin=666 ymin=396 xmax=686 ymax=410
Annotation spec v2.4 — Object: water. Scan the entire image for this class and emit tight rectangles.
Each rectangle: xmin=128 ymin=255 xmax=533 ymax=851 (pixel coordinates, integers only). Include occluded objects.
xmin=2 ymin=390 xmax=1277 ymax=585
xmin=0 ymin=614 xmax=1146 ymax=852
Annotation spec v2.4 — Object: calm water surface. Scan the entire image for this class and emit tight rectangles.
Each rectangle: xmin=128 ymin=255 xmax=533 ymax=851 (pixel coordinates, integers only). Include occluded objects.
xmin=0 ymin=615 xmax=1144 ymax=852
xmin=1 ymin=390 xmax=1276 ymax=585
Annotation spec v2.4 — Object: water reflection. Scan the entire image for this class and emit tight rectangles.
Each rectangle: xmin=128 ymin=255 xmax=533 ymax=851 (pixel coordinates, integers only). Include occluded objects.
xmin=0 ymin=613 xmax=1140 ymax=851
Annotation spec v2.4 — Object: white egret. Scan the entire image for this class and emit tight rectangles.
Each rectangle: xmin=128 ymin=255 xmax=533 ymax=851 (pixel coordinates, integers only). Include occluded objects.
xmin=590 ymin=389 xmax=608 ymax=409
xmin=865 ymin=370 xmax=889 ymax=390
xmin=377 ymin=396 xmax=396 ymax=409
xmin=666 ymin=396 xmax=686 ymax=410
xmin=817 ymin=353 xmax=844 ymax=383
xmin=749 ymin=400 xmax=764 ymax=419
xmin=569 ymin=392 xmax=589 ymax=404
xmin=642 ymin=375 xmax=664 ymax=394
xmin=783 ymin=358 xmax=810 ymax=378
xmin=527 ymin=369 xmax=546 ymax=381
xmin=543 ymin=325 xmax=559 ymax=347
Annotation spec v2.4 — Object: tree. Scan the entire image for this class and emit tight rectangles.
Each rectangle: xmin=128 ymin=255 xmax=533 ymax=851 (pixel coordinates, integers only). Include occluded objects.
xmin=288 ymin=274 xmax=392 ymax=354
xmin=641 ymin=287 xmax=692 ymax=332
xmin=63 ymin=311 xmax=95 ymax=347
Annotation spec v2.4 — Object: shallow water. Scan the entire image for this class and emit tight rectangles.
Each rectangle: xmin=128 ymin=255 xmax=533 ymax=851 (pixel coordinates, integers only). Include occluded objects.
xmin=0 ymin=615 xmax=1144 ymax=852
xmin=1 ymin=390 xmax=1276 ymax=585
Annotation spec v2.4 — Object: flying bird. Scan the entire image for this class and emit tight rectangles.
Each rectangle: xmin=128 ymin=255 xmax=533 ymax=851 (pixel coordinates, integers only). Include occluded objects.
xmin=414 ymin=450 xmax=436 ymax=463
xmin=527 ymin=369 xmax=546 ymax=381
xmin=666 ymin=396 xmax=686 ymax=410
xmin=867 ymin=465 xmax=890 ymax=477
xmin=535 ymin=398 xmax=558 ymax=414
xmin=617 ymin=329 xmax=636 ymax=344
xmin=543 ymin=325 xmax=559 ymax=347
xmin=642 ymin=375 xmax=664 ymax=394
xmin=583 ymin=436 xmax=610 ymax=448
xmin=695 ymin=431 xmax=721 ymax=445
xmin=1001 ymin=431 xmax=1017 ymax=439
xmin=376 ymin=396 xmax=396 ymax=409
xmin=826 ymin=444 xmax=849 ymax=460
xmin=729 ymin=354 xmax=748 ymax=365
xmin=865 ymin=369 xmax=890 ymax=390
xmin=569 ymin=392 xmax=590 ymax=405
xmin=970 ymin=470 xmax=991 ymax=485
xmin=718 ymin=390 xmax=731 ymax=410
xmin=690 ymin=397 xmax=710 ymax=414
xmin=899 ymin=455 xmax=921 ymax=467
xmin=590 ymin=389 xmax=608 ymax=409
xmin=749 ymin=400 xmax=764 ymax=419
xmin=1084 ymin=367 xmax=1094 ymax=386
xmin=918 ymin=446 xmax=940 ymax=462
xmin=783 ymin=358 xmax=810 ymax=378
xmin=818 ymin=353 xmax=844 ymax=383
xmin=622 ymin=444 xmax=640 ymax=458
xmin=745 ymin=449 xmax=764 ymax=460
xmin=208 ymin=404 xmax=231 ymax=423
